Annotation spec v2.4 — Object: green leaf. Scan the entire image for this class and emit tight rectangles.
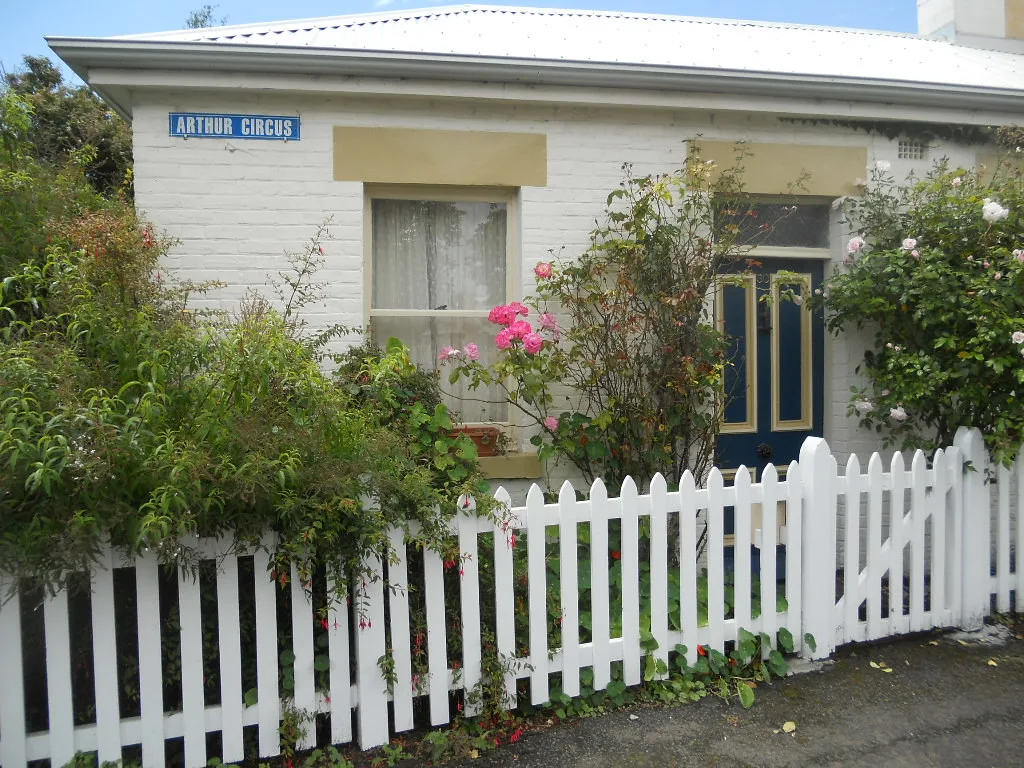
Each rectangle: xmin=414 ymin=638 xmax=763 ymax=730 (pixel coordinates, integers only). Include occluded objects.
xmin=777 ymin=627 xmax=794 ymax=654
xmin=244 ymin=688 xmax=258 ymax=706
xmin=736 ymin=681 xmax=755 ymax=709
xmin=314 ymin=654 xmax=331 ymax=672
xmin=767 ymin=649 xmax=788 ymax=677
xmin=804 ymin=632 xmax=817 ymax=653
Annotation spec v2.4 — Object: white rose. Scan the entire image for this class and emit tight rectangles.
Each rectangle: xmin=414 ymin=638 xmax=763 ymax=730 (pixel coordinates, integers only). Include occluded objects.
xmin=890 ymin=406 xmax=908 ymax=423
xmin=982 ymin=199 xmax=1009 ymax=223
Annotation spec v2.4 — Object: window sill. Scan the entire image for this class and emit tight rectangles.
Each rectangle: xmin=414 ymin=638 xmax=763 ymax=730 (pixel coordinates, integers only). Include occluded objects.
xmin=477 ymin=453 xmax=544 ymax=480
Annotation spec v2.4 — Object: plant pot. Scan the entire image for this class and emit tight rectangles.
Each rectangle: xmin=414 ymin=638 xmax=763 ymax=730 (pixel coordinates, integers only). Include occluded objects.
xmin=450 ymin=425 xmax=504 ymax=457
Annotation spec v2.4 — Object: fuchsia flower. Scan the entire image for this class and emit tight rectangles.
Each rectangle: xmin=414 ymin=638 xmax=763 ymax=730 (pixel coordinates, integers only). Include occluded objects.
xmin=464 ymin=343 xmax=480 ymax=361
xmin=488 ymin=305 xmax=518 ymax=325
xmin=534 ymin=261 xmax=553 ymax=279
xmin=544 ymin=416 xmax=559 ymax=431
xmin=510 ymin=320 xmax=533 ymax=339
xmin=495 ymin=328 xmax=514 ymax=350
xmin=523 ymin=332 xmax=544 ymax=354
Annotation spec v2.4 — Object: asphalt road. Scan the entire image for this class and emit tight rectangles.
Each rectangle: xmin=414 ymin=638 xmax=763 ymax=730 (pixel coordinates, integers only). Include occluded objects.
xmin=451 ymin=622 xmax=1024 ymax=768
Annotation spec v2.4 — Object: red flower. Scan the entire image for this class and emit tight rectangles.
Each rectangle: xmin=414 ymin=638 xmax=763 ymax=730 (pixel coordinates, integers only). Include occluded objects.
xmin=697 ymin=645 xmax=707 ymax=657
xmin=611 ymin=550 xmax=621 ymax=560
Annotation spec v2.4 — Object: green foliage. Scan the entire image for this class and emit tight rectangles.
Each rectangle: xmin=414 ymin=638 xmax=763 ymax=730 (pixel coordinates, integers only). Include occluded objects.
xmin=447 ymin=148 xmax=795 ymax=490
xmin=0 ymin=109 xmax=496 ymax=595
xmin=4 ymin=56 xmax=132 ymax=196
xmin=818 ymin=159 xmax=1024 ymax=462
xmin=185 ymin=4 xmax=227 ymax=28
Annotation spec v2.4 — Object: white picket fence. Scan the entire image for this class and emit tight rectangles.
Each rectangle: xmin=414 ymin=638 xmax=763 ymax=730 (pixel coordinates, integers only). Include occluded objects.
xmin=0 ymin=427 xmax=1019 ymax=767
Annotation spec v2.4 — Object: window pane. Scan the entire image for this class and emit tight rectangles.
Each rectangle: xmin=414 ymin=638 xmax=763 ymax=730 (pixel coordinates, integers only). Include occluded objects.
xmin=720 ymin=202 xmax=830 ymax=248
xmin=371 ymin=316 xmax=509 ymax=423
xmin=372 ymin=199 xmax=507 ymax=311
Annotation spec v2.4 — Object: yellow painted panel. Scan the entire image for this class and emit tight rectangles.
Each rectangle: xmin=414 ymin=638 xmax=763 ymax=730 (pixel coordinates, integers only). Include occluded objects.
xmin=334 ymin=126 xmax=547 ymax=186
xmin=694 ymin=141 xmax=867 ymax=197
xmin=477 ymin=453 xmax=544 ymax=479
xmin=1008 ymin=0 xmax=1024 ymax=40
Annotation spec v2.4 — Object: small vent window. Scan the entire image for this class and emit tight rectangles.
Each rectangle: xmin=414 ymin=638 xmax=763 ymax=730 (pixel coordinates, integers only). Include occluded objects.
xmin=897 ymin=139 xmax=927 ymax=160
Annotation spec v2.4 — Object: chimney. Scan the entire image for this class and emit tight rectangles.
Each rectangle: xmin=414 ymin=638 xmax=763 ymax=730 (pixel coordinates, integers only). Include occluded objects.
xmin=918 ymin=0 xmax=1024 ymax=52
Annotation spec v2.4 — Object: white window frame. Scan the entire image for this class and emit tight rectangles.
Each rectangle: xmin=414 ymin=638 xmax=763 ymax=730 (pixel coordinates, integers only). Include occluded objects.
xmin=363 ymin=184 xmax=521 ymax=427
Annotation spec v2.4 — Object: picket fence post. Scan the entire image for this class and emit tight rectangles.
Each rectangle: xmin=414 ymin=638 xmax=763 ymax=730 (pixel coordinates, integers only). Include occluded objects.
xmin=799 ymin=437 xmax=837 ymax=659
xmin=954 ymin=426 xmax=989 ymax=631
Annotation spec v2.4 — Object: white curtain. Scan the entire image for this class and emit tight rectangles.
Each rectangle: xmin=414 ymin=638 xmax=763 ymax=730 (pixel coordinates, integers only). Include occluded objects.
xmin=371 ymin=199 xmax=508 ymax=422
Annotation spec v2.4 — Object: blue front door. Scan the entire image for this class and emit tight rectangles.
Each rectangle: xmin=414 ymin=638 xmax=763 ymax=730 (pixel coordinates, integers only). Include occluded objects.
xmin=717 ymin=258 xmax=825 ymax=479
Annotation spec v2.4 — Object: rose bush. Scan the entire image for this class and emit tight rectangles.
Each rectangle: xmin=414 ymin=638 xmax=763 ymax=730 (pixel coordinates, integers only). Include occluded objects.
xmin=819 ymin=158 xmax=1024 ymax=462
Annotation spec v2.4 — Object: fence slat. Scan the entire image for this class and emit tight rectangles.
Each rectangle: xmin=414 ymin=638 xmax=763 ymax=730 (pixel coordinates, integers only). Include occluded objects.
xmin=388 ymin=528 xmax=415 ymax=731
xmin=356 ymin=555 xmax=389 ymax=747
xmin=706 ymin=469 xmax=726 ymax=655
xmin=253 ymin=547 xmax=280 ymax=757
xmin=760 ymin=465 xmax=778 ymax=652
xmin=423 ymin=545 xmax=451 ymax=724
xmin=0 ymin=582 xmax=27 ymax=768
xmin=525 ymin=484 xmax=549 ymax=705
xmin=866 ymin=454 xmax=885 ymax=640
xmin=785 ymin=461 xmax=803 ymax=653
xmin=733 ymin=467 xmax=752 ymax=645
xmin=43 ymin=586 xmax=75 ymax=767
xmin=290 ymin=563 xmax=316 ymax=750
xmin=889 ymin=452 xmax=907 ymax=634
xmin=997 ymin=463 xmax=1012 ymax=613
xmin=92 ymin=546 xmax=122 ymax=765
xmin=844 ymin=454 xmax=862 ymax=644
xmin=589 ymin=479 xmax=612 ymax=690
xmin=1017 ymin=453 xmax=1024 ymax=612
xmin=910 ymin=451 xmax=928 ymax=630
xmin=215 ymin=546 xmax=244 ymax=764
xmin=492 ymin=488 xmax=518 ymax=708
xmin=327 ymin=573 xmax=352 ymax=745
xmin=649 ymin=473 xmax=669 ymax=680
xmin=558 ymin=481 xmax=581 ymax=697
xmin=931 ymin=449 xmax=948 ymax=623
xmin=459 ymin=511 xmax=484 ymax=713
xmin=178 ymin=555 xmax=207 ymax=768
xmin=679 ymin=471 xmax=699 ymax=666
xmin=135 ymin=552 xmax=165 ymax=767
xmin=620 ymin=476 xmax=642 ymax=685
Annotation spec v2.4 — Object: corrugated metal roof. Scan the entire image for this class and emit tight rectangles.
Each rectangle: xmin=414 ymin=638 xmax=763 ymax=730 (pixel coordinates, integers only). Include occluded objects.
xmin=112 ymin=4 xmax=1023 ymax=92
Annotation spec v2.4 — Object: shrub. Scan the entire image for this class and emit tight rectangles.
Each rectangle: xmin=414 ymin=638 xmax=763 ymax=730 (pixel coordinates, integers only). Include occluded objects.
xmin=820 ymin=158 xmax=1024 ymax=462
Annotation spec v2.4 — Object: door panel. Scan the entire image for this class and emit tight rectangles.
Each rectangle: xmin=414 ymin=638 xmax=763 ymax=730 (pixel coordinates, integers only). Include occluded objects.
xmin=718 ymin=258 xmax=825 ymax=474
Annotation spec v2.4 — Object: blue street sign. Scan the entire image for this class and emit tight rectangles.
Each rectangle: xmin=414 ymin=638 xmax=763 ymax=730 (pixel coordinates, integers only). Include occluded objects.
xmin=168 ymin=112 xmax=301 ymax=140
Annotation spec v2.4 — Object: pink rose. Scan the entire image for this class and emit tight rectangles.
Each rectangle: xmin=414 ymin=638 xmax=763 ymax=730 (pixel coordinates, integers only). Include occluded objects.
xmin=543 ymin=416 xmax=559 ymax=431
xmin=534 ymin=261 xmax=553 ymax=279
xmin=951 ymin=176 xmax=962 ymax=187
xmin=510 ymin=301 xmax=530 ymax=318
xmin=847 ymin=236 xmax=866 ymax=254
xmin=995 ymin=272 xmax=1003 ymax=280
xmin=510 ymin=320 xmax=533 ymax=339
xmin=911 ymin=250 xmax=920 ymax=258
xmin=495 ymin=328 xmax=514 ymax=350
xmin=523 ymin=332 xmax=544 ymax=354
xmin=464 ymin=343 xmax=480 ymax=361
xmin=1014 ymin=249 xmax=1024 ymax=263
xmin=902 ymin=238 xmax=917 ymax=250
xmin=488 ymin=304 xmax=517 ymax=326
xmin=539 ymin=312 xmax=558 ymax=330
xmin=438 ymin=346 xmax=460 ymax=363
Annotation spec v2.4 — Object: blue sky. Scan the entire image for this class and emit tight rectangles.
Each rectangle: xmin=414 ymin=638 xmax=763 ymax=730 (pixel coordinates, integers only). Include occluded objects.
xmin=3 ymin=1 xmax=917 ymax=83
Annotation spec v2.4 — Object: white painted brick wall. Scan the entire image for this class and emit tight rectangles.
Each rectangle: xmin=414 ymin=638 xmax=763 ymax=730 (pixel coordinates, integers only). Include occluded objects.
xmin=133 ymin=90 xmax=985 ymax=499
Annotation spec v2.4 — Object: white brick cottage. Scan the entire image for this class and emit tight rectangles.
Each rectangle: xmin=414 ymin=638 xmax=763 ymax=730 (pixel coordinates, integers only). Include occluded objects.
xmin=50 ymin=3 xmax=1024 ymax=493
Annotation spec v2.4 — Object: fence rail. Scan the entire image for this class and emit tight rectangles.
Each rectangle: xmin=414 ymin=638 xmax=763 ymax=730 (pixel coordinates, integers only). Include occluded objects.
xmin=0 ymin=427 xmax=1018 ymax=767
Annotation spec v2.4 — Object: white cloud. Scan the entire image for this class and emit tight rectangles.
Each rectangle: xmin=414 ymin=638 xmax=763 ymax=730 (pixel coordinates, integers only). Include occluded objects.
xmin=374 ymin=0 xmax=396 ymax=7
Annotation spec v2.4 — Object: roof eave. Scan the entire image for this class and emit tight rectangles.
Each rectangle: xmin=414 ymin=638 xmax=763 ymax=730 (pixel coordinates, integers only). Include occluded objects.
xmin=46 ymin=37 xmax=1024 ymax=120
